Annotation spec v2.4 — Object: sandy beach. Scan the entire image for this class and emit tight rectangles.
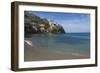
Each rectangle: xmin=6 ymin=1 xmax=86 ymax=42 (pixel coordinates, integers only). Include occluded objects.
xmin=24 ymin=42 xmax=89 ymax=61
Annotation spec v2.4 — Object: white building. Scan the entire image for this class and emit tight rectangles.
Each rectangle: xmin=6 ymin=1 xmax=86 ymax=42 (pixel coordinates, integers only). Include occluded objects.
xmin=39 ymin=24 xmax=45 ymax=32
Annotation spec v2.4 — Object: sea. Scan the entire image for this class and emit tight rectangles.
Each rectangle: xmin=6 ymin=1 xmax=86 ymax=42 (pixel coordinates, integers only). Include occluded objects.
xmin=25 ymin=33 xmax=90 ymax=57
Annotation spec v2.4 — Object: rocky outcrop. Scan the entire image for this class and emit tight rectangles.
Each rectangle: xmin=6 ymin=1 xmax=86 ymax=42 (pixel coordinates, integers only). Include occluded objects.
xmin=24 ymin=11 xmax=65 ymax=35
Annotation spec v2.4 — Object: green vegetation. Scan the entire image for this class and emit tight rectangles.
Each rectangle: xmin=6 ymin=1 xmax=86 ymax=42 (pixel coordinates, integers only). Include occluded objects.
xmin=24 ymin=11 xmax=65 ymax=35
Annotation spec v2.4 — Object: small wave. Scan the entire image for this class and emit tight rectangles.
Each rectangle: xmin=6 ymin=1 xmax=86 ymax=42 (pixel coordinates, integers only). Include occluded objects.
xmin=24 ymin=40 xmax=33 ymax=47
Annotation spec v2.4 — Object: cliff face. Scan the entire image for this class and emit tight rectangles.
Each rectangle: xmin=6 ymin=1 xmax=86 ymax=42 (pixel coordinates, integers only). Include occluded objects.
xmin=24 ymin=11 xmax=65 ymax=35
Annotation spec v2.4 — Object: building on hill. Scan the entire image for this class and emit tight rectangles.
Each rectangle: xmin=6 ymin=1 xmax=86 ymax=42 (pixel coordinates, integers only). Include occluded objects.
xmin=39 ymin=24 xmax=45 ymax=32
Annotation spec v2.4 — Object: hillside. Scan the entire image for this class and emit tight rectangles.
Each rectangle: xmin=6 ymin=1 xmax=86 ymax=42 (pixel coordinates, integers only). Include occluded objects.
xmin=24 ymin=11 xmax=65 ymax=35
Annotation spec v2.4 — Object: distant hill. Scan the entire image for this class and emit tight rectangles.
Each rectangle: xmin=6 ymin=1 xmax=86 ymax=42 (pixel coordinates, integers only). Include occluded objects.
xmin=24 ymin=11 xmax=65 ymax=35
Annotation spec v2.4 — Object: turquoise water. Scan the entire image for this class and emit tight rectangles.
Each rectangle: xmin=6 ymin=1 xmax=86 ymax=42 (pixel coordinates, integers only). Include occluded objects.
xmin=25 ymin=33 xmax=90 ymax=57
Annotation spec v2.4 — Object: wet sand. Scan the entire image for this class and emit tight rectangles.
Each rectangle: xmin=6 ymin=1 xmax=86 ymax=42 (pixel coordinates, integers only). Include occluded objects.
xmin=24 ymin=42 xmax=89 ymax=61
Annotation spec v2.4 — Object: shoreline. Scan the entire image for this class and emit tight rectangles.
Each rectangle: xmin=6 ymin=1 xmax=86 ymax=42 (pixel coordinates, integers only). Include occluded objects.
xmin=24 ymin=42 xmax=90 ymax=61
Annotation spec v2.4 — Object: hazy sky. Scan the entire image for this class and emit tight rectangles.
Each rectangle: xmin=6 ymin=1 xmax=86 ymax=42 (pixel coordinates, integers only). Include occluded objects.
xmin=30 ymin=11 xmax=90 ymax=33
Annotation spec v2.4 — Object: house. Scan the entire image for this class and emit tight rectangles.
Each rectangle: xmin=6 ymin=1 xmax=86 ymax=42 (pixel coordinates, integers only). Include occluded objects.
xmin=39 ymin=24 xmax=45 ymax=32
xmin=49 ymin=20 xmax=57 ymax=30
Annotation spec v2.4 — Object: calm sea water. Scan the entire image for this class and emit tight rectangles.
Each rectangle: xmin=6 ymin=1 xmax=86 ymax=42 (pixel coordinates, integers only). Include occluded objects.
xmin=25 ymin=33 xmax=90 ymax=56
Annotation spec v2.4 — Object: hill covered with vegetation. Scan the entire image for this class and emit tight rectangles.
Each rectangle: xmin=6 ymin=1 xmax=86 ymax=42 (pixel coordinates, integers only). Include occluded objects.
xmin=24 ymin=11 xmax=65 ymax=35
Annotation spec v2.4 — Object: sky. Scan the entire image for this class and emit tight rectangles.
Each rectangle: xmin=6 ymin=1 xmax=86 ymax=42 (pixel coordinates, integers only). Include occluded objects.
xmin=29 ymin=11 xmax=90 ymax=33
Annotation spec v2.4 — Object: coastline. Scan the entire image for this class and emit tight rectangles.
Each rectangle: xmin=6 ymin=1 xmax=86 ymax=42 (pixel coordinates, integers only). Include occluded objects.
xmin=24 ymin=41 xmax=89 ymax=61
